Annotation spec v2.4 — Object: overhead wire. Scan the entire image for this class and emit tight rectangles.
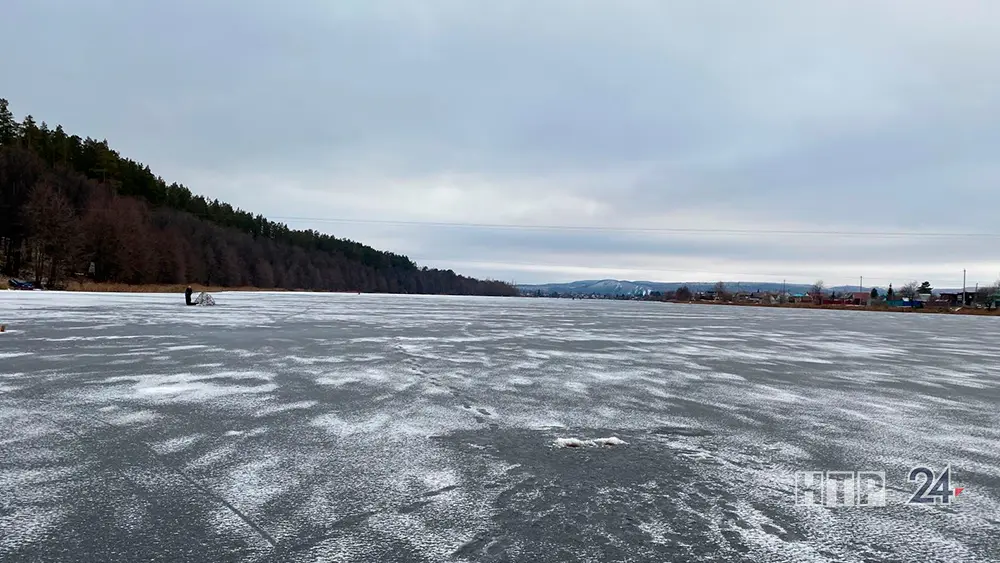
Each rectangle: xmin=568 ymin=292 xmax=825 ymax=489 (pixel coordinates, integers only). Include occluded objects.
xmin=265 ymin=217 xmax=998 ymax=285
xmin=267 ymin=216 xmax=1000 ymax=239
xmin=406 ymin=258 xmax=981 ymax=286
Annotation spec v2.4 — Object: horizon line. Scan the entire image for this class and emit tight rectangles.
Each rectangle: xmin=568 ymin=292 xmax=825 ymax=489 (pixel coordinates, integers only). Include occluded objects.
xmin=516 ymin=278 xmax=977 ymax=289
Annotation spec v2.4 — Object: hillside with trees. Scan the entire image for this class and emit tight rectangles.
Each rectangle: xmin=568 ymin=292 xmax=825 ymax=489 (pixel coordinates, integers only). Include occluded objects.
xmin=0 ymin=99 xmax=516 ymax=295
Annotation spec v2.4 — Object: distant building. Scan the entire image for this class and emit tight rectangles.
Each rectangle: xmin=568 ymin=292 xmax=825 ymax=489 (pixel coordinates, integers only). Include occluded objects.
xmin=938 ymin=292 xmax=976 ymax=307
xmin=850 ymin=292 xmax=871 ymax=306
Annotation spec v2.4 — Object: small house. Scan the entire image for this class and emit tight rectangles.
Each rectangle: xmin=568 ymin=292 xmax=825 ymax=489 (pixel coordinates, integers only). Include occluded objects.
xmin=938 ymin=292 xmax=976 ymax=307
xmin=850 ymin=292 xmax=871 ymax=306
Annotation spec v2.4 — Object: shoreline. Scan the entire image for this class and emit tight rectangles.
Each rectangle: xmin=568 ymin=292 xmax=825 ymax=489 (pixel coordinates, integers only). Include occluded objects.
xmin=659 ymin=299 xmax=1000 ymax=316
xmin=1 ymin=279 xmax=357 ymax=294
xmin=0 ymin=281 xmax=477 ymax=296
xmin=3 ymin=281 xmax=998 ymax=315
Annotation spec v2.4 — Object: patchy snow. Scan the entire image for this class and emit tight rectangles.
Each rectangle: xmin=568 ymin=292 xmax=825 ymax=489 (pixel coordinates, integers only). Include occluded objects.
xmin=1 ymin=292 xmax=999 ymax=562
xmin=553 ymin=436 xmax=628 ymax=448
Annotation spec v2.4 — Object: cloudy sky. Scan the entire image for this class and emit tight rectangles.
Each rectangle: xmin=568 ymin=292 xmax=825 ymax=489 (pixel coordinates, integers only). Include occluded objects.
xmin=4 ymin=1 xmax=1000 ymax=287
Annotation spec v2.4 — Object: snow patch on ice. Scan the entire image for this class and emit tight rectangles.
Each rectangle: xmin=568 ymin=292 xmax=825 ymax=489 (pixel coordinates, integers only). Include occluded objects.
xmin=150 ymin=434 xmax=205 ymax=454
xmin=164 ymin=344 xmax=207 ymax=351
xmin=0 ymin=352 xmax=31 ymax=359
xmin=255 ymin=400 xmax=318 ymax=416
xmin=314 ymin=374 xmax=362 ymax=387
xmin=186 ymin=444 xmax=238 ymax=471
xmin=107 ymin=410 xmax=161 ymax=426
xmin=553 ymin=436 xmax=628 ymax=448
xmin=310 ymin=412 xmax=394 ymax=438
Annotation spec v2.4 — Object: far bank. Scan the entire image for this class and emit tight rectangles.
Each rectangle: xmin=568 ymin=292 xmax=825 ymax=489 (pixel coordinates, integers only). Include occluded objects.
xmin=664 ymin=299 xmax=1000 ymax=316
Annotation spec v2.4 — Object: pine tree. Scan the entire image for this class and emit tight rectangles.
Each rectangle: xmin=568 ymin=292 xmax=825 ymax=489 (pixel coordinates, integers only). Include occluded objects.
xmin=0 ymin=99 xmax=19 ymax=145
xmin=0 ymin=100 xmax=517 ymax=295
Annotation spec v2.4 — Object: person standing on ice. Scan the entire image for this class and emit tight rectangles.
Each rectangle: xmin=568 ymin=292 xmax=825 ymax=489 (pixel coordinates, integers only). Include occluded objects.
xmin=185 ymin=286 xmax=216 ymax=306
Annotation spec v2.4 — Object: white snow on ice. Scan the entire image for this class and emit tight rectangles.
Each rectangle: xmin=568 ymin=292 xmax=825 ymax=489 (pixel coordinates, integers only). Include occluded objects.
xmin=1 ymin=292 xmax=999 ymax=561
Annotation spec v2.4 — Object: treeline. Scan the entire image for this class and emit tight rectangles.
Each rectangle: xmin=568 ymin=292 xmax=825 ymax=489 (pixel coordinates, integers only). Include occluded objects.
xmin=0 ymin=99 xmax=516 ymax=295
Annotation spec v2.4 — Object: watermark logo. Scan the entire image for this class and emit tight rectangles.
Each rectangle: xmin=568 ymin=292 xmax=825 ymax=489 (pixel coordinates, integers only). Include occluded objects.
xmin=794 ymin=466 xmax=964 ymax=507
xmin=795 ymin=470 xmax=886 ymax=507
xmin=908 ymin=465 xmax=964 ymax=505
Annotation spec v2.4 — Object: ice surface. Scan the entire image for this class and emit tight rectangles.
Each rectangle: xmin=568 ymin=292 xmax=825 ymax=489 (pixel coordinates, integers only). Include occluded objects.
xmin=1 ymin=291 xmax=999 ymax=562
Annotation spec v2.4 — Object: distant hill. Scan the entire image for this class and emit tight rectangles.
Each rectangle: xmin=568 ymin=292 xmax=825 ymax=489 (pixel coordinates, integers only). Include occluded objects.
xmin=0 ymin=98 xmax=516 ymax=295
xmin=518 ymin=279 xmax=879 ymax=297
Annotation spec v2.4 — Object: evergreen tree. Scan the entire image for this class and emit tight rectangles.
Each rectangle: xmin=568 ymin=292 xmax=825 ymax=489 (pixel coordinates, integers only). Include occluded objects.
xmin=0 ymin=99 xmax=19 ymax=145
xmin=0 ymin=99 xmax=517 ymax=296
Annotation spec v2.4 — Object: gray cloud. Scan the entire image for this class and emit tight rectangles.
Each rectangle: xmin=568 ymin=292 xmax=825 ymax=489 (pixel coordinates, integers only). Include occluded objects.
xmin=4 ymin=1 xmax=1000 ymax=286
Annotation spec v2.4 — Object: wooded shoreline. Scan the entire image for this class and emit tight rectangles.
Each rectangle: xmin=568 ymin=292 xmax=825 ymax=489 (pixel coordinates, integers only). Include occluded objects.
xmin=0 ymin=99 xmax=518 ymax=297
xmin=5 ymin=280 xmax=999 ymax=315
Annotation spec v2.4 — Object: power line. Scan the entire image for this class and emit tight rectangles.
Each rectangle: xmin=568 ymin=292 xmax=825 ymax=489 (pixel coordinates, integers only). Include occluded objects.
xmin=269 ymin=216 xmax=1000 ymax=239
xmin=410 ymin=258 xmax=977 ymax=285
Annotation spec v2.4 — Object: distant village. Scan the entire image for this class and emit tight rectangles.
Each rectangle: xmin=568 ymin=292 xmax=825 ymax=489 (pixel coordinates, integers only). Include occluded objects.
xmin=522 ymin=280 xmax=1000 ymax=310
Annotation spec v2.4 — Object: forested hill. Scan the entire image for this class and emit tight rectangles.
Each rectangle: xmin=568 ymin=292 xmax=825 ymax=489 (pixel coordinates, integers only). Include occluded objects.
xmin=0 ymin=99 xmax=516 ymax=295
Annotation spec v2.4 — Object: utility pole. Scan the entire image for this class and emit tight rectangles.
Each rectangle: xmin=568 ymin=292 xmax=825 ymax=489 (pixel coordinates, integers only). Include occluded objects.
xmin=859 ymin=276 xmax=863 ymax=292
xmin=963 ymin=269 xmax=967 ymax=306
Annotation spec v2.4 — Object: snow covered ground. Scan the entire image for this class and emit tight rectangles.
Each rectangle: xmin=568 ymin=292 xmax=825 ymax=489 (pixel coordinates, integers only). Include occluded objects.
xmin=1 ymin=291 xmax=999 ymax=562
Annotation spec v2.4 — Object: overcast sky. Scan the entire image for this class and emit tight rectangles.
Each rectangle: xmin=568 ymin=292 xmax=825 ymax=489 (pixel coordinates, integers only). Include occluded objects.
xmin=4 ymin=1 xmax=1000 ymax=287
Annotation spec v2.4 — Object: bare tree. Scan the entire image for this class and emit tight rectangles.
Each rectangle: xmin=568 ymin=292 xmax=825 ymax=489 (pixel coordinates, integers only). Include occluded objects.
xmin=809 ymin=280 xmax=825 ymax=301
xmin=899 ymin=281 xmax=919 ymax=299
xmin=21 ymin=181 xmax=80 ymax=287
xmin=154 ymin=228 xmax=187 ymax=284
xmin=253 ymin=258 xmax=275 ymax=288
xmin=976 ymin=280 xmax=1000 ymax=307
xmin=713 ymin=281 xmax=730 ymax=301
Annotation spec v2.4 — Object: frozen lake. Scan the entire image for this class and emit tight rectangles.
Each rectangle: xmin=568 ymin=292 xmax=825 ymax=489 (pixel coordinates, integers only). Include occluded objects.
xmin=1 ymin=292 xmax=999 ymax=562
